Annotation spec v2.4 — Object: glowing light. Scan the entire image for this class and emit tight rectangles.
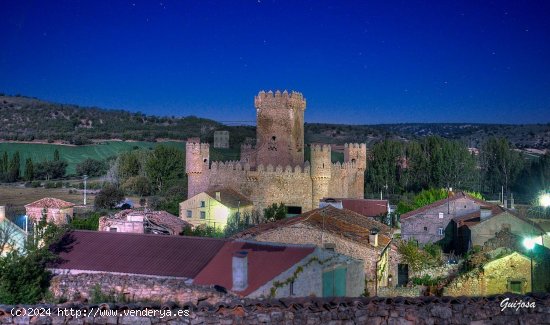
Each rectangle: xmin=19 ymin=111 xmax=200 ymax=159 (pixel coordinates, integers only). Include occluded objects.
xmin=523 ymin=238 xmax=535 ymax=250
xmin=539 ymin=194 xmax=550 ymax=207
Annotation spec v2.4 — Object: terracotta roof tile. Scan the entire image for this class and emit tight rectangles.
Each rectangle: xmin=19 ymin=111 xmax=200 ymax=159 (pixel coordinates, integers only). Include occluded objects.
xmin=323 ymin=198 xmax=388 ymax=217
xmin=400 ymin=192 xmax=493 ymax=220
xmin=50 ymin=230 xmax=227 ymax=278
xmin=194 ymin=241 xmax=315 ymax=296
xmin=25 ymin=197 xmax=75 ymax=209
xmin=233 ymin=206 xmax=392 ymax=250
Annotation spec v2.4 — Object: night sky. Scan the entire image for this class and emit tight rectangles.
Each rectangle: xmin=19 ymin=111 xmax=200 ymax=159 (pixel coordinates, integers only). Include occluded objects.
xmin=1 ymin=1 xmax=549 ymax=124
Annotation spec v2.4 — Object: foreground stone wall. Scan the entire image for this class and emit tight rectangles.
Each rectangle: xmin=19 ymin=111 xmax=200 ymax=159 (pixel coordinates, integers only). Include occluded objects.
xmin=49 ymin=273 xmax=233 ymax=305
xmin=1 ymin=294 xmax=548 ymax=324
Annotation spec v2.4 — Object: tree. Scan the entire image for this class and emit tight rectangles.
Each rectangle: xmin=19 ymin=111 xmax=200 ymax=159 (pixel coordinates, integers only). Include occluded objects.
xmin=0 ymin=219 xmax=67 ymax=304
xmin=121 ymin=175 xmax=152 ymax=197
xmin=264 ymin=203 xmax=286 ymax=222
xmin=53 ymin=149 xmax=60 ymax=161
xmin=366 ymin=140 xmax=404 ymax=196
xmin=480 ymin=137 xmax=524 ymax=194
xmin=145 ymin=145 xmax=185 ymax=193
xmin=6 ymin=151 xmax=20 ymax=182
xmin=76 ymin=158 xmax=108 ymax=177
xmin=34 ymin=160 xmax=67 ymax=180
xmin=94 ymin=183 xmax=125 ymax=209
xmin=24 ymin=158 xmax=34 ymax=181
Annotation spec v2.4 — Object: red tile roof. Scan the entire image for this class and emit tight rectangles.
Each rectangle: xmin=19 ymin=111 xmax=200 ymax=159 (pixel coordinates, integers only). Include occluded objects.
xmin=232 ymin=206 xmax=393 ymax=251
xmin=194 ymin=241 xmax=315 ymax=296
xmin=51 ymin=230 xmax=227 ymax=278
xmin=25 ymin=197 xmax=75 ymax=209
xmin=400 ymin=192 xmax=492 ymax=220
xmin=327 ymin=198 xmax=388 ymax=217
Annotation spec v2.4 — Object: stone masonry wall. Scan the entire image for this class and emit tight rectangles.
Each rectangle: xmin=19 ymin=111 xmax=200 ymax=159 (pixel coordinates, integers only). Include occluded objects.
xmin=49 ymin=273 xmax=233 ymax=305
xmin=401 ymin=197 xmax=482 ymax=245
xmin=253 ymin=222 xmax=396 ymax=296
xmin=1 ymin=295 xmax=549 ymax=324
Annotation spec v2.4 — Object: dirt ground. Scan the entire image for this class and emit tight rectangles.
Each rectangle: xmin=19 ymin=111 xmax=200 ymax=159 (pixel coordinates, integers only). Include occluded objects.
xmin=0 ymin=184 xmax=95 ymax=208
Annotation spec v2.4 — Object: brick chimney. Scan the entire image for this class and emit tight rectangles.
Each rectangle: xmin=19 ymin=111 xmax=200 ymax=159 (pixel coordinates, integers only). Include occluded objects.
xmin=0 ymin=206 xmax=5 ymax=222
xmin=232 ymin=251 xmax=248 ymax=291
xmin=215 ymin=191 xmax=221 ymax=201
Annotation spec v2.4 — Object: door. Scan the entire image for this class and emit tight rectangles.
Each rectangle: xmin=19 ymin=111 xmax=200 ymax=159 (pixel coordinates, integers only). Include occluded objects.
xmin=398 ymin=264 xmax=409 ymax=287
xmin=323 ymin=268 xmax=347 ymax=297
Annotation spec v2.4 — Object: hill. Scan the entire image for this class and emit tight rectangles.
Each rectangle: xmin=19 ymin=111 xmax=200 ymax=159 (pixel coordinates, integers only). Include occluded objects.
xmin=0 ymin=94 xmax=255 ymax=145
xmin=1 ymin=94 xmax=549 ymax=150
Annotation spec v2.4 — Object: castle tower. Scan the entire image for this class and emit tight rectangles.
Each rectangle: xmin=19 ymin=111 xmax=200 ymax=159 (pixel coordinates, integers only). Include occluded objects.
xmin=310 ymin=144 xmax=332 ymax=208
xmin=344 ymin=143 xmax=367 ymax=198
xmin=254 ymin=90 xmax=306 ymax=167
xmin=185 ymin=138 xmax=210 ymax=198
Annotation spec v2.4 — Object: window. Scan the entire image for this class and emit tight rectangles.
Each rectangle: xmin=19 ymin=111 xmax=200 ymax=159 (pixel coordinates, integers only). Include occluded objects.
xmin=200 ymin=201 xmax=205 ymax=208
xmin=290 ymin=280 xmax=295 ymax=296
xmin=200 ymin=211 xmax=206 ymax=219
xmin=109 ymin=227 xmax=117 ymax=232
xmin=424 ymin=226 xmax=428 ymax=231
xmin=438 ymin=212 xmax=444 ymax=219
xmin=438 ymin=227 xmax=444 ymax=236
xmin=509 ymin=280 xmax=523 ymax=294
xmin=186 ymin=210 xmax=192 ymax=218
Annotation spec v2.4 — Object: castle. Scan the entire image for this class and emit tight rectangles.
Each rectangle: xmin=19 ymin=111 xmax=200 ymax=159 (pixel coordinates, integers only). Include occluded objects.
xmin=185 ymin=90 xmax=366 ymax=213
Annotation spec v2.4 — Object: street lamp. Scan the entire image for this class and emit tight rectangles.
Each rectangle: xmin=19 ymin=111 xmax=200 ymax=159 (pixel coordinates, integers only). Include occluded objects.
xmin=523 ymin=237 xmax=535 ymax=293
xmin=540 ymin=193 xmax=550 ymax=208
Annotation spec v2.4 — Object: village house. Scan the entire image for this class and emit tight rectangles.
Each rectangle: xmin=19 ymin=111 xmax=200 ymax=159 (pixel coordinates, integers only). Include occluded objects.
xmin=449 ymin=207 xmax=547 ymax=255
xmin=400 ymin=192 xmax=497 ymax=245
xmin=49 ymin=230 xmax=364 ymax=300
xmin=232 ymin=205 xmax=397 ymax=296
xmin=443 ymin=227 xmax=550 ymax=296
xmin=98 ymin=209 xmax=191 ymax=235
xmin=0 ymin=206 xmax=27 ymax=255
xmin=179 ymin=187 xmax=254 ymax=230
xmin=24 ymin=197 xmax=74 ymax=225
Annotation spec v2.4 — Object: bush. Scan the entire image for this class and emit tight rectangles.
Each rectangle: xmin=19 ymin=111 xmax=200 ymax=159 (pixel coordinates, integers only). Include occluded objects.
xmin=70 ymin=213 xmax=101 ymax=230
xmin=94 ymin=183 xmax=125 ymax=209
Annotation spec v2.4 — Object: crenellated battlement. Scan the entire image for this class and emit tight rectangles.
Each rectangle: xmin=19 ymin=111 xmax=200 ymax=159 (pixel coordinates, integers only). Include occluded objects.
xmin=254 ymin=90 xmax=306 ymax=110
xmin=186 ymin=142 xmax=210 ymax=151
xmin=344 ymin=143 xmax=367 ymax=150
xmin=311 ymin=144 xmax=331 ymax=152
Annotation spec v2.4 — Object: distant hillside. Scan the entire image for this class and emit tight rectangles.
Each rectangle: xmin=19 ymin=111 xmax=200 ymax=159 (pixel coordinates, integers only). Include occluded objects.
xmin=1 ymin=94 xmax=549 ymax=150
xmin=304 ymin=123 xmax=550 ymax=150
xmin=0 ymin=94 xmax=251 ymax=145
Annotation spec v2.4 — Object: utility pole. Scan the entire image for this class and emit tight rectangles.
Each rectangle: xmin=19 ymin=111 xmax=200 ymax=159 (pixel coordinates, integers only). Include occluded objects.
xmin=83 ymin=175 xmax=88 ymax=206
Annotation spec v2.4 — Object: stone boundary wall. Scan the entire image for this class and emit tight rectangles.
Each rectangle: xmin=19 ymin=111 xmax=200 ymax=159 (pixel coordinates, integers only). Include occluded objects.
xmin=1 ymin=294 xmax=548 ymax=324
xmin=49 ymin=273 xmax=234 ymax=305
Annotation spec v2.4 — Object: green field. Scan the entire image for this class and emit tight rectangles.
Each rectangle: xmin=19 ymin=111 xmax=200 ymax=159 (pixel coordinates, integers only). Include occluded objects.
xmin=0 ymin=141 xmax=242 ymax=175
xmin=0 ymin=141 xmax=181 ymax=175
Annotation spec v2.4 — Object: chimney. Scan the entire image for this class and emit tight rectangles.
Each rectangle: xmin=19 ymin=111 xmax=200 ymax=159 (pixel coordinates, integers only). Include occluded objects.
xmin=480 ymin=207 xmax=492 ymax=221
xmin=511 ymin=193 xmax=515 ymax=210
xmin=369 ymin=229 xmax=379 ymax=247
xmin=0 ymin=206 xmax=5 ymax=222
xmin=215 ymin=191 xmax=221 ymax=201
xmin=232 ymin=251 xmax=248 ymax=291
xmin=324 ymin=243 xmax=336 ymax=251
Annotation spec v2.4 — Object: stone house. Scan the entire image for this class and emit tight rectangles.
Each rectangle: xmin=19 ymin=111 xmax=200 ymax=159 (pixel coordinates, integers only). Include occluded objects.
xmin=186 ymin=91 xmax=367 ymax=213
xmin=444 ymin=250 xmax=533 ymax=296
xmin=98 ymin=209 xmax=191 ymax=235
xmin=233 ymin=205 xmax=397 ymax=296
xmin=449 ymin=208 xmax=547 ymax=255
xmin=400 ymin=192 xmax=498 ymax=245
xmin=24 ymin=197 xmax=74 ymax=225
xmin=49 ymin=230 xmax=364 ymax=300
xmin=179 ymin=187 xmax=254 ymax=230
